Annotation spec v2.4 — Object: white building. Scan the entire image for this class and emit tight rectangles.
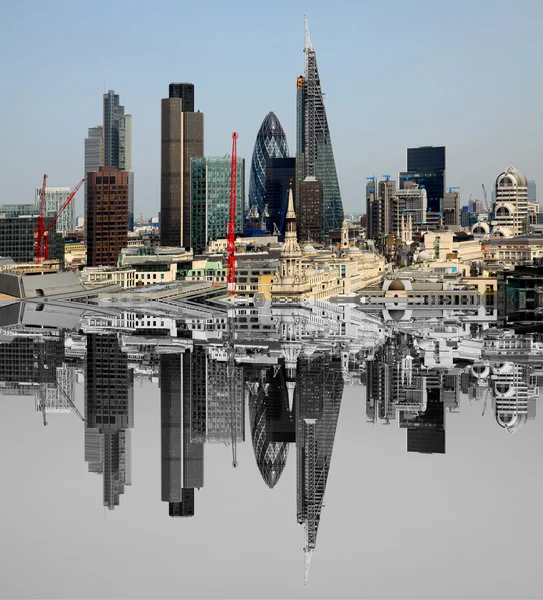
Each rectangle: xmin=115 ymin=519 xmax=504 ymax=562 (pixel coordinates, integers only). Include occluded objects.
xmin=35 ymin=186 xmax=74 ymax=233
xmin=493 ymin=166 xmax=529 ymax=236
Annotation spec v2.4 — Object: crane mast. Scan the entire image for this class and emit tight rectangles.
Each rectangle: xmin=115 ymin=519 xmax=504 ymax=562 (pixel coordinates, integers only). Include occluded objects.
xmin=227 ymin=132 xmax=238 ymax=297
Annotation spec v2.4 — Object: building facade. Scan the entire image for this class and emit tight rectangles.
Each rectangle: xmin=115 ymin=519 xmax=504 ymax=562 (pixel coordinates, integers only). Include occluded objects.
xmin=265 ymin=157 xmax=296 ymax=237
xmin=34 ymin=186 xmax=74 ymax=233
xmin=400 ymin=146 xmax=446 ymax=214
xmin=160 ymin=85 xmax=204 ymax=249
xmin=296 ymin=19 xmax=344 ymax=239
xmin=0 ymin=215 xmax=64 ymax=265
xmin=493 ymin=166 xmax=529 ymax=236
xmin=248 ymin=111 xmax=290 ymax=216
xmin=190 ymin=157 xmax=245 ymax=254
xmin=86 ymin=167 xmax=129 ymax=267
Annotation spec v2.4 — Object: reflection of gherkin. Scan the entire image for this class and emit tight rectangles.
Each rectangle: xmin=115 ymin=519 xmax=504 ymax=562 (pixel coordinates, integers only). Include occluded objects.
xmin=249 ymin=112 xmax=289 ymax=215
xmin=249 ymin=386 xmax=289 ymax=488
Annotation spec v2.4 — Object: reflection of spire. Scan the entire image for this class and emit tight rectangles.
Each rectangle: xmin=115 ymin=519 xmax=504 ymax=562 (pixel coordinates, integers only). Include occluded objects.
xmin=286 ymin=381 xmax=296 ymax=412
xmin=304 ymin=544 xmax=313 ymax=585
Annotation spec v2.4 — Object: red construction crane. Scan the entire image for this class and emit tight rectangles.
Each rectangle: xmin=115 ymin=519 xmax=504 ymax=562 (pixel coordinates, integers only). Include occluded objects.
xmin=227 ymin=132 xmax=238 ymax=297
xmin=35 ymin=176 xmax=85 ymax=263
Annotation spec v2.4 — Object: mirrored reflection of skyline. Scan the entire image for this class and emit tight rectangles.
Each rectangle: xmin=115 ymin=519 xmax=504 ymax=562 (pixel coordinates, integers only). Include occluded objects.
xmin=0 ymin=299 xmax=542 ymax=588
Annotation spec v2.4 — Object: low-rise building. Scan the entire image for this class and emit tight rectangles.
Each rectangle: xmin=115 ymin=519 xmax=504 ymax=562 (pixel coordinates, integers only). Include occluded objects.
xmin=482 ymin=236 xmax=543 ymax=268
xmin=421 ymin=231 xmax=483 ymax=262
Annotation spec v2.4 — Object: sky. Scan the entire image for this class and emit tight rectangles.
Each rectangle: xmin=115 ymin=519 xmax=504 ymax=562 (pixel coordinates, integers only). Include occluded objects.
xmin=1 ymin=0 xmax=542 ymax=218
xmin=1 ymin=380 xmax=542 ymax=599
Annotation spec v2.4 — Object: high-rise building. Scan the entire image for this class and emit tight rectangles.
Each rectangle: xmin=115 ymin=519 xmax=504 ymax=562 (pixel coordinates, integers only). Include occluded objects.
xmin=160 ymin=349 xmax=205 ymax=517
xmin=34 ymin=186 xmax=74 ymax=233
xmin=160 ymin=84 xmax=204 ymax=249
xmin=169 ymin=82 xmax=195 ymax=112
xmin=365 ymin=178 xmax=396 ymax=240
xmin=494 ymin=166 xmax=529 ymax=235
xmin=298 ymin=178 xmax=323 ymax=243
xmin=86 ymin=167 xmax=129 ymax=267
xmin=84 ymin=125 xmax=104 ymax=233
xmin=400 ymin=146 xmax=446 ymax=214
xmin=296 ymin=18 xmax=343 ymax=239
xmin=443 ymin=190 xmax=460 ymax=227
xmin=249 ymin=112 xmax=290 ymax=216
xmin=528 ymin=180 xmax=537 ymax=204
xmin=190 ymin=157 xmax=245 ymax=254
xmin=265 ymin=157 xmax=296 ymax=237
xmin=84 ymin=333 xmax=134 ymax=510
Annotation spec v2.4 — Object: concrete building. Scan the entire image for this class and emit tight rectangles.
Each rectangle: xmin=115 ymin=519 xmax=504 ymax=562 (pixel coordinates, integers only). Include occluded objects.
xmin=493 ymin=166 xmax=529 ymax=236
xmin=421 ymin=231 xmax=483 ymax=262
xmin=297 ymin=178 xmax=323 ymax=244
xmin=443 ymin=190 xmax=460 ymax=227
xmin=35 ymin=186 xmax=74 ymax=233
xmin=160 ymin=84 xmax=204 ymax=249
xmin=86 ymin=167 xmax=129 ymax=267
xmin=483 ymin=235 xmax=543 ymax=267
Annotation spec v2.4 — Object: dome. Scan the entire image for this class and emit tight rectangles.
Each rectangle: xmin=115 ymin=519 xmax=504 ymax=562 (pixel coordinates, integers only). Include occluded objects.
xmin=347 ymin=246 xmax=361 ymax=253
xmin=496 ymin=165 xmax=528 ymax=189
xmin=303 ymin=244 xmax=316 ymax=253
xmin=417 ymin=251 xmax=432 ymax=261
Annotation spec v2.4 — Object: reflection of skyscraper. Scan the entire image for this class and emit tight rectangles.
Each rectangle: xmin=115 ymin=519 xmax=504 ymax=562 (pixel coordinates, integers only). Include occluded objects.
xmin=295 ymin=352 xmax=344 ymax=582
xmin=248 ymin=363 xmax=294 ymax=489
xmin=85 ymin=333 xmax=134 ymax=510
xmin=159 ymin=348 xmax=205 ymax=517
xmin=249 ymin=112 xmax=290 ymax=215
xmin=296 ymin=18 xmax=344 ymax=238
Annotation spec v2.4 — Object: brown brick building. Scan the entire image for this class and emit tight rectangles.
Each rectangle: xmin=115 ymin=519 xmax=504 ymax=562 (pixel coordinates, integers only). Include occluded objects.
xmin=86 ymin=167 xmax=128 ymax=267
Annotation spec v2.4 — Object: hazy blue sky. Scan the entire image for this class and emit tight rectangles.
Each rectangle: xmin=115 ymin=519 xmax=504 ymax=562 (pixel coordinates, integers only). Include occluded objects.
xmin=1 ymin=0 xmax=542 ymax=217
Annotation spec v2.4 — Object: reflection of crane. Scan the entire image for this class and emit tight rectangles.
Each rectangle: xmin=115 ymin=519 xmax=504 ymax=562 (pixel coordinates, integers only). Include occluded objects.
xmin=227 ymin=307 xmax=238 ymax=468
xmin=38 ymin=376 xmax=85 ymax=426
xmin=35 ymin=175 xmax=85 ymax=263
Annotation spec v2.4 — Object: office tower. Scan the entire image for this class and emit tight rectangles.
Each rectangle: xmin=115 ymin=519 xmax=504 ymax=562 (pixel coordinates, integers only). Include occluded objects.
xmin=398 ymin=384 xmax=445 ymax=454
xmin=190 ymin=157 xmax=245 ymax=254
xmin=298 ymin=178 xmax=323 ymax=243
xmin=399 ymin=146 xmax=446 ymax=214
xmin=296 ymin=18 xmax=343 ymax=239
xmin=160 ymin=83 xmax=204 ymax=249
xmin=365 ymin=178 xmax=396 ymax=240
xmin=296 ymin=352 xmax=344 ymax=582
xmin=34 ymin=186 xmax=74 ymax=233
xmin=86 ymin=167 xmax=129 ymax=267
xmin=492 ymin=363 xmax=538 ymax=434
xmin=249 ymin=112 xmax=290 ymax=218
xmin=169 ymin=82 xmax=195 ymax=112
xmin=0 ymin=215 xmax=64 ymax=265
xmin=265 ymin=157 xmax=296 ymax=236
xmin=494 ymin=166 xmax=529 ymax=235
xmin=390 ymin=184 xmax=428 ymax=234
xmin=160 ymin=350 xmax=204 ymax=517
xmin=84 ymin=125 xmax=104 ymax=233
xmin=497 ymin=265 xmax=543 ymax=326
xmin=85 ymin=333 xmax=134 ymax=510
xmin=443 ymin=190 xmax=460 ymax=227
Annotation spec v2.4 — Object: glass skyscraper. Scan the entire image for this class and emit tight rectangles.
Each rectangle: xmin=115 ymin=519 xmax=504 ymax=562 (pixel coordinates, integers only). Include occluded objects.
xmin=248 ymin=112 xmax=289 ymax=216
xmin=296 ymin=19 xmax=344 ymax=238
xmin=191 ymin=157 xmax=245 ymax=254
xmin=400 ymin=146 xmax=446 ymax=214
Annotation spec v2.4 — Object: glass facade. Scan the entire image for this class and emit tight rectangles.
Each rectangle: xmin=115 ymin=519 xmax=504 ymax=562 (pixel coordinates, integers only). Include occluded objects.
xmin=265 ymin=157 xmax=296 ymax=237
xmin=296 ymin=35 xmax=344 ymax=237
xmin=191 ymin=157 xmax=245 ymax=254
xmin=34 ymin=187 xmax=74 ymax=233
xmin=248 ymin=112 xmax=289 ymax=215
xmin=0 ymin=215 xmax=64 ymax=265
xmin=400 ymin=146 xmax=446 ymax=214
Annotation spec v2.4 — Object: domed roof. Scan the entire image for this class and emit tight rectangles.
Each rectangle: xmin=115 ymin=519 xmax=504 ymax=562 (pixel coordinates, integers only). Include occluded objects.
xmin=417 ymin=251 xmax=432 ymax=260
xmin=249 ymin=391 xmax=289 ymax=489
xmin=388 ymin=279 xmax=406 ymax=291
xmin=303 ymin=244 xmax=316 ymax=253
xmin=496 ymin=165 xmax=528 ymax=188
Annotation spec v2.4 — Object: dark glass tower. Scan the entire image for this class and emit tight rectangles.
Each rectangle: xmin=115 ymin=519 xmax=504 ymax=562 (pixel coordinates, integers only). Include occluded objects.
xmin=400 ymin=146 xmax=446 ymax=214
xmin=296 ymin=18 xmax=344 ymax=238
xmin=249 ymin=112 xmax=289 ymax=216
xmin=265 ymin=157 xmax=296 ymax=237
xmin=169 ymin=83 xmax=195 ymax=112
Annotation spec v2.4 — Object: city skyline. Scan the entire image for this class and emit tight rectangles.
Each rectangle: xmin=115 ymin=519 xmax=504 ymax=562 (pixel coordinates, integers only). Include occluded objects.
xmin=1 ymin=0 xmax=542 ymax=219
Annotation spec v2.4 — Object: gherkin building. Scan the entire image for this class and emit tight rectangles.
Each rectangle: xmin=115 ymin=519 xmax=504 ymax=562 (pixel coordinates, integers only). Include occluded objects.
xmin=249 ymin=112 xmax=289 ymax=215
xmin=248 ymin=386 xmax=289 ymax=489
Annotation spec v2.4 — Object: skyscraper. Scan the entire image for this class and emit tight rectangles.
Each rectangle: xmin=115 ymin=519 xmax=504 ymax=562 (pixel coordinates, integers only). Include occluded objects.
xmin=160 ymin=83 xmax=204 ymax=249
xmin=296 ymin=18 xmax=344 ymax=239
xmin=86 ymin=167 xmax=129 ymax=267
xmin=85 ymin=333 xmax=134 ymax=510
xmin=265 ymin=157 xmax=296 ymax=237
xmin=84 ymin=125 xmax=104 ymax=234
xmin=399 ymin=146 xmax=446 ymax=214
xmin=249 ymin=112 xmax=290 ymax=216
xmin=190 ymin=157 xmax=245 ymax=254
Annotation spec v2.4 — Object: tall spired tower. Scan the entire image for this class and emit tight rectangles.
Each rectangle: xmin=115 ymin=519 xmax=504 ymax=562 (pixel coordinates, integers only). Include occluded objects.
xmin=296 ymin=17 xmax=344 ymax=238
